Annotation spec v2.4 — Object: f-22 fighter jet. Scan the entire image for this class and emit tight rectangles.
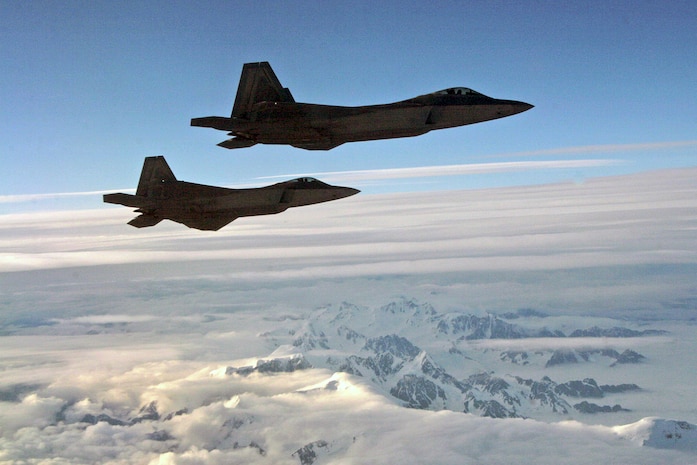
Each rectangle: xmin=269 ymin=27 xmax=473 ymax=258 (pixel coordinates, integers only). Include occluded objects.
xmin=191 ymin=62 xmax=533 ymax=150
xmin=103 ymin=156 xmax=359 ymax=231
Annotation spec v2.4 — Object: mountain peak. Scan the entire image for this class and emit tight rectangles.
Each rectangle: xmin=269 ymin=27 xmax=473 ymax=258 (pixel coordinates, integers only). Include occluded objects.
xmin=615 ymin=418 xmax=697 ymax=450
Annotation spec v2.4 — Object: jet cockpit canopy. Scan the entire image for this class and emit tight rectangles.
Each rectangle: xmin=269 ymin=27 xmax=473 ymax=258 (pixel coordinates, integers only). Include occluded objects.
xmin=408 ymin=87 xmax=490 ymax=104
xmin=434 ymin=87 xmax=485 ymax=97
xmin=288 ymin=177 xmax=331 ymax=189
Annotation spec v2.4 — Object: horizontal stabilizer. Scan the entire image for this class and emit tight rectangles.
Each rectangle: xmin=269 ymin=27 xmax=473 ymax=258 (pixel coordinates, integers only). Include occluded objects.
xmin=190 ymin=116 xmax=233 ymax=130
xmin=128 ymin=214 xmax=162 ymax=228
xmin=103 ymin=193 xmax=155 ymax=209
xmin=218 ymin=137 xmax=258 ymax=149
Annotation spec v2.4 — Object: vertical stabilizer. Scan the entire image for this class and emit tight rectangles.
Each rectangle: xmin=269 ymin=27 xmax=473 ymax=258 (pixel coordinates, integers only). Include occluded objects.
xmin=135 ymin=156 xmax=176 ymax=197
xmin=231 ymin=62 xmax=294 ymax=118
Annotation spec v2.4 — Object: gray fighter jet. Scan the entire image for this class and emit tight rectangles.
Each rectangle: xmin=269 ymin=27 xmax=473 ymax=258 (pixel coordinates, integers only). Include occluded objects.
xmin=103 ymin=156 xmax=359 ymax=231
xmin=191 ymin=62 xmax=533 ymax=150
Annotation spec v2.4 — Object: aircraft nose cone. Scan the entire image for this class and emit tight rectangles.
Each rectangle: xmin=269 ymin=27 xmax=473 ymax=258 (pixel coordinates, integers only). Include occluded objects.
xmin=331 ymin=187 xmax=360 ymax=200
xmin=508 ymin=101 xmax=534 ymax=115
xmin=341 ymin=187 xmax=361 ymax=198
xmin=519 ymin=102 xmax=534 ymax=112
xmin=495 ymin=100 xmax=534 ymax=118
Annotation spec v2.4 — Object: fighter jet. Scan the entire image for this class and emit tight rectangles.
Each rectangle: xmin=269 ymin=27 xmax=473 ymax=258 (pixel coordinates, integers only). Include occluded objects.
xmin=191 ymin=62 xmax=533 ymax=150
xmin=103 ymin=156 xmax=359 ymax=231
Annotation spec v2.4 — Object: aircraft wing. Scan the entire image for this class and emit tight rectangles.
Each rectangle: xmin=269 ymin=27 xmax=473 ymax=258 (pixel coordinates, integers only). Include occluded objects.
xmin=128 ymin=213 xmax=163 ymax=228
xmin=232 ymin=62 xmax=294 ymax=118
xmin=218 ymin=136 xmax=257 ymax=149
xmin=174 ymin=215 xmax=238 ymax=231
xmin=291 ymin=140 xmax=345 ymax=150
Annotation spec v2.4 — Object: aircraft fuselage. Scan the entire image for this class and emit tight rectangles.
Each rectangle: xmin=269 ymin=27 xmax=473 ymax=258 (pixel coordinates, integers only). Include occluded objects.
xmin=191 ymin=62 xmax=532 ymax=150
xmin=104 ymin=156 xmax=359 ymax=230
xmin=150 ymin=180 xmax=358 ymax=219
xmin=193 ymin=93 xmax=532 ymax=150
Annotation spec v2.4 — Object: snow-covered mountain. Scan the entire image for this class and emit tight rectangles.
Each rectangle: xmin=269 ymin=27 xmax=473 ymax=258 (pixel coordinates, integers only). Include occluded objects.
xmin=3 ymin=297 xmax=694 ymax=464
xmin=615 ymin=418 xmax=697 ymax=450
xmin=45 ymin=350 xmax=695 ymax=464
xmin=249 ymin=297 xmax=668 ymax=421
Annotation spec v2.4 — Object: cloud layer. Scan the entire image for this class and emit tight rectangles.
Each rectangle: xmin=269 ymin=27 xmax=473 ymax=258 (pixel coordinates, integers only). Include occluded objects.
xmin=2 ymin=168 xmax=696 ymax=317
xmin=2 ymin=168 xmax=697 ymax=463
xmin=1 ymin=347 xmax=694 ymax=464
xmin=259 ymin=158 xmax=622 ymax=183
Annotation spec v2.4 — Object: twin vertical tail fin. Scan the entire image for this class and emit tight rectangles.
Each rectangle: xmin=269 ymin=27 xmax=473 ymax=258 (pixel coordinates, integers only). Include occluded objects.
xmin=190 ymin=61 xmax=293 ymax=149
xmin=103 ymin=156 xmax=176 ymax=228
xmin=135 ymin=156 xmax=176 ymax=197
xmin=231 ymin=61 xmax=294 ymax=118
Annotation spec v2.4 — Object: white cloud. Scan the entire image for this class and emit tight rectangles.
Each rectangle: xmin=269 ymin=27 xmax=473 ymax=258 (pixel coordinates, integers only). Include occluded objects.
xmin=491 ymin=140 xmax=697 ymax=158
xmin=9 ymin=139 xmax=686 ymax=206
xmin=0 ymin=189 xmax=134 ymax=205
xmin=0 ymin=394 xmax=65 ymax=434
xmin=1 ymin=366 xmax=693 ymax=464
xmin=2 ymin=168 xmax=697 ymax=463
xmin=256 ymin=140 xmax=697 ymax=183
xmin=66 ymin=314 xmax=160 ymax=325
xmin=463 ymin=335 xmax=673 ymax=352
xmin=0 ymin=318 xmax=694 ymax=463
xmin=2 ymin=168 xmax=696 ymax=322
xmin=3 ymin=168 xmax=696 ymax=283
xmin=259 ymin=158 xmax=622 ymax=183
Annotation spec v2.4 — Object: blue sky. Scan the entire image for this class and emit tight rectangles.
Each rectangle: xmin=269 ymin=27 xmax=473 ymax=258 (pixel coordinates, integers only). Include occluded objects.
xmin=1 ymin=1 xmax=696 ymax=211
